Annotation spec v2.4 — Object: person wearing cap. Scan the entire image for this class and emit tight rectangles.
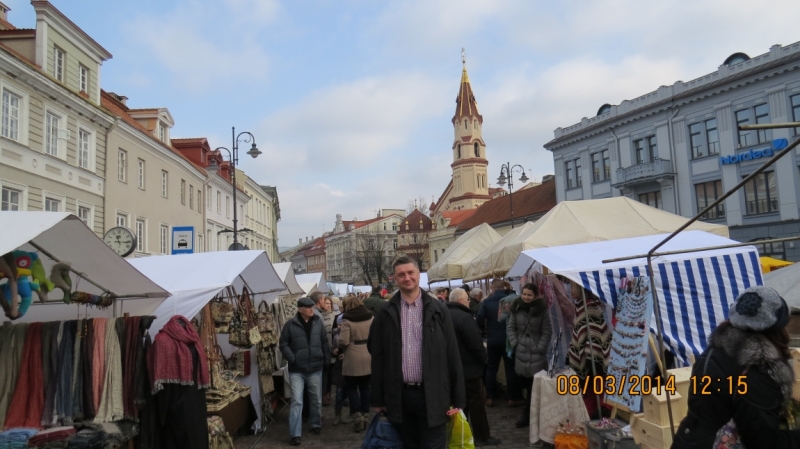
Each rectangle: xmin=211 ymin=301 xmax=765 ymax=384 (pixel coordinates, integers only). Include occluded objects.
xmin=279 ymin=297 xmax=331 ymax=446
xmin=672 ymin=286 xmax=800 ymax=448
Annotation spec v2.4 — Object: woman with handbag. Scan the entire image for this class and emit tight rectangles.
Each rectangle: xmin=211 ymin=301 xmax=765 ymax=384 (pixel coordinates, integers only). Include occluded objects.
xmin=338 ymin=296 xmax=374 ymax=432
xmin=507 ymin=283 xmax=552 ymax=429
xmin=672 ymin=286 xmax=800 ymax=448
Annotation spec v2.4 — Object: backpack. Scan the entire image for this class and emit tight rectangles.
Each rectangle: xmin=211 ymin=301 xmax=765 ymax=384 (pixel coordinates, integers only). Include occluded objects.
xmin=361 ymin=411 xmax=403 ymax=449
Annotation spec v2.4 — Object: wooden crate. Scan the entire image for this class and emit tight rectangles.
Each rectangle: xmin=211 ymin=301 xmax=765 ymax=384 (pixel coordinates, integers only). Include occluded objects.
xmin=791 ymin=348 xmax=800 ymax=380
xmin=631 ymin=413 xmax=673 ymax=449
xmin=643 ymin=390 xmax=687 ymax=426
xmin=666 ymin=367 xmax=692 ymax=400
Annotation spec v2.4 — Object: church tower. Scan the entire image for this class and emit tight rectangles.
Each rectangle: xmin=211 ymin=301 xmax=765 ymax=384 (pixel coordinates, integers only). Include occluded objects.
xmin=447 ymin=53 xmax=491 ymax=211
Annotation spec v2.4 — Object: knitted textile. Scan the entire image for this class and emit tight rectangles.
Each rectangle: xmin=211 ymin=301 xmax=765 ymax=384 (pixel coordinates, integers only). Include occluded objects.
xmin=567 ymin=295 xmax=611 ymax=377
xmin=4 ymin=322 xmax=45 ymax=429
xmin=147 ymin=315 xmax=210 ymax=393
xmin=94 ymin=319 xmax=123 ymax=423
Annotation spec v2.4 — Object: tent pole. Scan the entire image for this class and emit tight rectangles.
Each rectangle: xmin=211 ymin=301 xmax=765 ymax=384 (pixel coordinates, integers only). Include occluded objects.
xmin=580 ymin=288 xmax=603 ymax=418
xmin=28 ymin=240 xmax=117 ymax=297
xmin=647 ymin=258 xmax=675 ymax=436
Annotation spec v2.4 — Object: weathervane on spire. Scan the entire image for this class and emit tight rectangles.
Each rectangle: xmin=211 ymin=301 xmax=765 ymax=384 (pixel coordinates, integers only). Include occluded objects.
xmin=461 ymin=47 xmax=466 ymax=68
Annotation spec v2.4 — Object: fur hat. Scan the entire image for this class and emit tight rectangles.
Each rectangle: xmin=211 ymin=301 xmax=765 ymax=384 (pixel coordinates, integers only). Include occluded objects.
xmin=729 ymin=286 xmax=789 ymax=332
xmin=297 ymin=297 xmax=315 ymax=308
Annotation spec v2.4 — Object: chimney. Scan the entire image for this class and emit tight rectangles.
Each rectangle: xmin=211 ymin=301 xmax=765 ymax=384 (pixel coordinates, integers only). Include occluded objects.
xmin=542 ymin=174 xmax=555 ymax=183
xmin=116 ymin=94 xmax=128 ymax=106
xmin=298 ymin=238 xmax=302 ymax=245
xmin=306 ymin=237 xmax=309 ymax=242
xmin=0 ymin=3 xmax=10 ymax=23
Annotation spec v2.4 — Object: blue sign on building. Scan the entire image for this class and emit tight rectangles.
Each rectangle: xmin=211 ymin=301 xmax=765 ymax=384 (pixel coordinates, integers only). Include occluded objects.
xmin=720 ymin=138 xmax=788 ymax=165
xmin=172 ymin=226 xmax=195 ymax=254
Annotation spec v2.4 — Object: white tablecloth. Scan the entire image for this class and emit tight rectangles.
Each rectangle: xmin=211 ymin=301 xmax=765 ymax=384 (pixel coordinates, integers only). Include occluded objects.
xmin=529 ymin=368 xmax=590 ymax=444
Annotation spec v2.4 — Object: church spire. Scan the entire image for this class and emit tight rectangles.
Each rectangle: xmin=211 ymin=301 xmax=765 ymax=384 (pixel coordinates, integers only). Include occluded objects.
xmin=453 ymin=48 xmax=482 ymax=124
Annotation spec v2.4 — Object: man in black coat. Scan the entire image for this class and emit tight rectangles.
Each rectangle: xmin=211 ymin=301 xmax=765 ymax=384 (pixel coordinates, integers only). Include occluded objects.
xmin=447 ymin=288 xmax=500 ymax=446
xmin=369 ymin=256 xmax=466 ymax=448
xmin=279 ymin=297 xmax=331 ymax=446
xmin=363 ymin=285 xmax=385 ymax=313
xmin=476 ymin=278 xmax=523 ymax=407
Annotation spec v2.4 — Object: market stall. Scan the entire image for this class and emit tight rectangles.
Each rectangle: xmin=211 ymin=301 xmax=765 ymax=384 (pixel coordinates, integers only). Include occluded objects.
xmin=295 ymin=272 xmax=330 ymax=295
xmin=128 ymin=251 xmax=287 ymax=432
xmin=427 ymin=223 xmax=502 ymax=282
xmin=764 ymin=261 xmax=800 ymax=310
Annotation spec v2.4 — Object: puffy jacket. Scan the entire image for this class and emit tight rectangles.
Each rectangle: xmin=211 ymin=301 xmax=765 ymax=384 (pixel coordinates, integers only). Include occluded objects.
xmin=507 ymin=297 xmax=551 ymax=378
xmin=279 ymin=313 xmax=331 ymax=374
xmin=476 ymin=290 xmax=509 ymax=348
xmin=446 ymin=302 xmax=487 ymax=380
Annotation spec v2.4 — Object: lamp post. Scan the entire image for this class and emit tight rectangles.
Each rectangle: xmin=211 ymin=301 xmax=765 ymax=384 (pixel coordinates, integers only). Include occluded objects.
xmin=206 ymin=127 xmax=261 ymax=250
xmin=497 ymin=162 xmax=529 ymax=229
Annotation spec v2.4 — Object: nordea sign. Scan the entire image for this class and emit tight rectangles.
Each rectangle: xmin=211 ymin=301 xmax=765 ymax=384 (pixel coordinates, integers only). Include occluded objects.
xmin=720 ymin=138 xmax=788 ymax=165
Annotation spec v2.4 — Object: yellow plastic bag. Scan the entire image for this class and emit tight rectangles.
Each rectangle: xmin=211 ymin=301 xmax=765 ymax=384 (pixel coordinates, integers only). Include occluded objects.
xmin=447 ymin=410 xmax=475 ymax=449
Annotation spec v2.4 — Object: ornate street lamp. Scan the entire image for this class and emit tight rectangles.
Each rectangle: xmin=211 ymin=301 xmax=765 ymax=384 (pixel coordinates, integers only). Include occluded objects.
xmin=497 ymin=162 xmax=529 ymax=229
xmin=206 ymin=127 xmax=261 ymax=249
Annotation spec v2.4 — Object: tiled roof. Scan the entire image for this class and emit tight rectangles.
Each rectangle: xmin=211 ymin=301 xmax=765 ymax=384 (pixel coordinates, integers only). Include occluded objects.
xmin=457 ymin=180 xmax=556 ymax=231
xmin=439 ymin=209 xmax=476 ymax=228
xmin=398 ymin=209 xmax=433 ymax=233
xmin=101 ymin=90 xmax=207 ymax=176
xmin=488 ymin=187 xmax=504 ymax=196
xmin=453 ymin=65 xmax=482 ymax=124
xmin=127 ymin=108 xmax=160 ymax=113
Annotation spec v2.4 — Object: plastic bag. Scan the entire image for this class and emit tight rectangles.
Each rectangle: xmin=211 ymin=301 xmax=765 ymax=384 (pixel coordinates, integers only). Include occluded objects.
xmin=554 ymin=433 xmax=588 ymax=449
xmin=447 ymin=410 xmax=475 ymax=449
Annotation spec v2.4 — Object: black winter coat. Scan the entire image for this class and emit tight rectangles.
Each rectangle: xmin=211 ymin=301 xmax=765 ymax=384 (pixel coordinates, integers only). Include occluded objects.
xmin=279 ymin=313 xmax=331 ymax=374
xmin=369 ymin=291 xmax=466 ymax=428
xmin=363 ymin=294 xmax=385 ymax=313
xmin=672 ymin=323 xmax=800 ymax=449
xmin=476 ymin=290 xmax=509 ymax=348
xmin=446 ymin=302 xmax=487 ymax=380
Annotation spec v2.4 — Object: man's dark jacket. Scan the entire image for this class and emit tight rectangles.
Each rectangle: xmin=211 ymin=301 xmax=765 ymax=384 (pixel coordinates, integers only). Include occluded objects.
xmin=279 ymin=313 xmax=331 ymax=374
xmin=363 ymin=294 xmax=385 ymax=313
xmin=446 ymin=302 xmax=487 ymax=380
xmin=476 ymin=290 xmax=509 ymax=348
xmin=368 ymin=290 xmax=466 ymax=428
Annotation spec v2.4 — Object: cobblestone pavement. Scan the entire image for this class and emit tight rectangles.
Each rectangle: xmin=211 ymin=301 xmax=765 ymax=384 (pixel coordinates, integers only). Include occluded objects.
xmin=234 ymin=390 xmax=536 ymax=448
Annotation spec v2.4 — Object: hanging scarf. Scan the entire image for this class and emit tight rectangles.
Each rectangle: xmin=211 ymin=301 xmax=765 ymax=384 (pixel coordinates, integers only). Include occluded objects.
xmin=42 ymin=321 xmax=61 ymax=426
xmin=134 ymin=317 xmax=154 ymax=410
xmin=90 ymin=318 xmax=107 ymax=415
xmin=122 ymin=316 xmax=141 ymax=420
xmin=94 ymin=318 xmax=123 ymax=423
xmin=81 ymin=319 xmax=94 ymax=419
xmin=4 ymin=322 xmax=45 ymax=429
xmin=55 ymin=320 xmax=76 ymax=425
xmin=0 ymin=323 xmax=28 ymax=425
xmin=147 ymin=315 xmax=210 ymax=393
xmin=72 ymin=320 xmax=84 ymax=421
xmin=568 ymin=295 xmax=611 ymax=377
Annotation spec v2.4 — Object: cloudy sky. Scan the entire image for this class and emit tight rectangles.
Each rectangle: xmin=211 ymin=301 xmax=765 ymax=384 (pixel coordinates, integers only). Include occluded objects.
xmin=6 ymin=0 xmax=798 ymax=247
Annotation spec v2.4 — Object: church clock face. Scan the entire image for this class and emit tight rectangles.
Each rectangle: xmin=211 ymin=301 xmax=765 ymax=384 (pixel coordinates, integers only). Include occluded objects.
xmin=103 ymin=226 xmax=137 ymax=257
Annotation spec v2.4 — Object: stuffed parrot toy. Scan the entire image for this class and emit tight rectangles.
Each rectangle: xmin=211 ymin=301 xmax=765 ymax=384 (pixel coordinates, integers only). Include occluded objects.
xmin=50 ymin=262 xmax=72 ymax=303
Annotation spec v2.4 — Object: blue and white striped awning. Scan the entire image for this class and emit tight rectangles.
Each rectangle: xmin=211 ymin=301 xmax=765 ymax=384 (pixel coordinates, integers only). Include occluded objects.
xmin=509 ymin=231 xmax=762 ymax=365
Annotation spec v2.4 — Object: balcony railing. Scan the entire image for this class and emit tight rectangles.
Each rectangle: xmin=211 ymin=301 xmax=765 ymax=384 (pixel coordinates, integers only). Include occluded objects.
xmin=613 ymin=158 xmax=675 ymax=188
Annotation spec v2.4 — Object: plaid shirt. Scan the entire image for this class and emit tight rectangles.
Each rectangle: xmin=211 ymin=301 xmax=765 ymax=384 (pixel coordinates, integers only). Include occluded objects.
xmin=400 ymin=291 xmax=424 ymax=383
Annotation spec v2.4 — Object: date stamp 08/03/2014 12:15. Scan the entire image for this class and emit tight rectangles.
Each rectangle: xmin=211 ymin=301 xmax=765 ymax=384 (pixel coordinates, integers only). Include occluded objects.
xmin=555 ymin=375 xmax=748 ymax=396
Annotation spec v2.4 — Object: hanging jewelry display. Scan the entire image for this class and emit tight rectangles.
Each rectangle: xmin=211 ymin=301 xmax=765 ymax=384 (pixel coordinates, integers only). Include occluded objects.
xmin=606 ymin=275 xmax=653 ymax=412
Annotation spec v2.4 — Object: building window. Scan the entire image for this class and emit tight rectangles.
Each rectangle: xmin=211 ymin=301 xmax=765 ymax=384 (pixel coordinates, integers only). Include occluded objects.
xmin=457 ymin=145 xmax=461 ymax=159
xmin=735 ymin=105 xmax=769 ymax=147
xmin=592 ymin=149 xmax=610 ymax=182
xmin=392 ymin=223 xmax=397 ymax=231
xmin=160 ymin=225 xmax=169 ymax=254
xmin=1 ymin=186 xmax=21 ymax=210
xmin=695 ymin=180 xmax=725 ymax=219
xmin=2 ymin=89 xmax=20 ymax=141
xmin=474 ymin=143 xmax=479 ymax=157
xmin=45 ymin=111 xmax=60 ymax=157
xmin=565 ymin=160 xmax=575 ymax=189
xmin=647 ymin=136 xmax=658 ymax=161
xmin=44 ymin=197 xmax=60 ymax=212
xmin=54 ymin=46 xmax=64 ymax=82
xmin=189 ymin=185 xmax=194 ymax=210
xmin=217 ymin=191 xmax=221 ymax=213
xmin=690 ymin=118 xmax=720 ymax=159
xmin=116 ymin=213 xmax=127 ymax=228
xmin=197 ymin=189 xmax=202 ymax=211
xmin=118 ymin=149 xmax=127 ymax=182
xmin=78 ymin=129 xmax=91 ymax=169
xmin=136 ymin=219 xmax=146 ymax=252
xmin=751 ymin=237 xmax=785 ymax=260
xmin=79 ymin=64 xmax=88 ymax=92
xmin=754 ymin=104 xmax=770 ymax=143
xmin=434 ymin=250 xmax=438 ymax=263
xmin=638 ymin=191 xmax=662 ymax=209
xmin=226 ymin=196 xmax=230 ymax=218
xmin=207 ymin=186 xmax=212 ymax=210
xmin=634 ymin=139 xmax=645 ymax=164
xmin=198 ymin=234 xmax=204 ymax=252
xmin=393 ymin=239 xmax=398 ymax=250
xmin=180 ymin=180 xmax=186 ymax=205
xmin=78 ymin=205 xmax=91 ymax=225
xmin=161 ymin=171 xmax=168 ymax=198
xmin=791 ymin=94 xmax=800 ymax=134
xmin=159 ymin=124 xmax=166 ymax=142
xmin=743 ymin=171 xmax=778 ymax=215
xmin=137 ymin=159 xmax=145 ymax=189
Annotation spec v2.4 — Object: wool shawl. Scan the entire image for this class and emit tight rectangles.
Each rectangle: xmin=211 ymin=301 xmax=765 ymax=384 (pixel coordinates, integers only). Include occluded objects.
xmin=4 ymin=322 xmax=45 ymax=429
xmin=94 ymin=318 xmax=123 ymax=423
xmin=81 ymin=319 xmax=94 ymax=419
xmin=147 ymin=315 xmax=210 ymax=393
xmin=42 ymin=321 xmax=61 ymax=426
xmin=134 ymin=317 xmax=154 ymax=410
xmin=72 ymin=320 xmax=85 ymax=421
xmin=0 ymin=323 xmax=27 ymax=425
xmin=122 ymin=316 xmax=141 ymax=420
xmin=90 ymin=318 xmax=107 ymax=415
xmin=55 ymin=320 xmax=76 ymax=425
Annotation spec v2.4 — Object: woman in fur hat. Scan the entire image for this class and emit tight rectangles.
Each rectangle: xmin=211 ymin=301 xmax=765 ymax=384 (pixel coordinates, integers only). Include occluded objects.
xmin=672 ymin=286 xmax=800 ymax=448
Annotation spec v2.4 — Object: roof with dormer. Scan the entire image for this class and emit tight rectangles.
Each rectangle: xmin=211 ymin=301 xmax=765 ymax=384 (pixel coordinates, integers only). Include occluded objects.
xmin=398 ymin=208 xmax=433 ymax=234
xmin=452 ymin=65 xmax=482 ymax=124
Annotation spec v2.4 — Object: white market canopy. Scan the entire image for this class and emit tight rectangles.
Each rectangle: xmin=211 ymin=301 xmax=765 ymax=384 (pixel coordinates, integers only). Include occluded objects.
xmin=296 ymin=272 xmax=330 ymax=295
xmin=427 ymin=223 xmax=502 ymax=282
xmin=763 ymin=262 xmax=800 ymax=311
xmin=272 ymin=262 xmax=305 ymax=296
xmin=352 ymin=285 xmax=372 ymax=294
xmin=328 ymin=283 xmax=350 ymax=297
xmin=463 ymin=222 xmax=535 ymax=281
xmin=1 ymin=212 xmax=169 ymax=323
xmin=128 ymin=250 xmax=286 ymax=332
xmin=508 ymin=230 xmax=762 ymax=365
xmin=465 ymin=197 xmax=729 ymax=281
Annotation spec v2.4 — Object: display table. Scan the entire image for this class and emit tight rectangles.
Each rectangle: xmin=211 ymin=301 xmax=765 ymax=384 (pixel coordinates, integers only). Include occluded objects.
xmin=209 ymin=395 xmax=258 ymax=436
xmin=529 ymin=368 xmax=590 ymax=445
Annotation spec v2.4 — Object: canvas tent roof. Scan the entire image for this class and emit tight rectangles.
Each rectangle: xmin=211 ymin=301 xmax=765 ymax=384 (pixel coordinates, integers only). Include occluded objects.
xmin=296 ymin=272 xmax=330 ymax=295
xmin=128 ymin=250 xmax=286 ymax=333
xmin=463 ymin=222 xmax=535 ymax=281
xmin=466 ymin=197 xmax=728 ymax=281
xmin=763 ymin=262 xmax=800 ymax=311
xmin=508 ymin=231 xmax=761 ymax=365
xmin=1 ymin=212 xmax=169 ymax=323
xmin=427 ymin=223 xmax=502 ymax=281
xmin=272 ymin=262 xmax=305 ymax=295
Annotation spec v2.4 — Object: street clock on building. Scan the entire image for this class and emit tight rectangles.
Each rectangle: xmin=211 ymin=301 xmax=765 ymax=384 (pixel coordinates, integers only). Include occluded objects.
xmin=103 ymin=226 xmax=137 ymax=257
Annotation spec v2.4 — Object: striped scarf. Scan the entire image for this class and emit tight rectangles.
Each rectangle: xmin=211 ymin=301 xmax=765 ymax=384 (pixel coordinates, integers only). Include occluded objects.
xmin=568 ymin=295 xmax=611 ymax=377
